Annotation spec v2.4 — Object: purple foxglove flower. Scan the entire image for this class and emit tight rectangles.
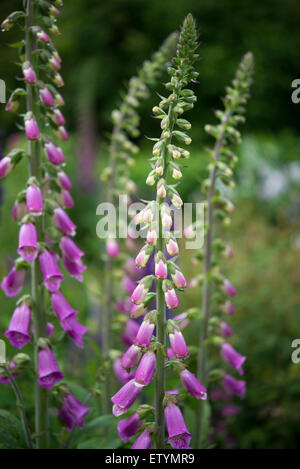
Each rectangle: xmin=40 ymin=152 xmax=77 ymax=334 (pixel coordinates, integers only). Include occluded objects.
xmin=135 ymin=351 xmax=155 ymax=386
xmin=1 ymin=266 xmax=26 ymax=297
xmin=25 ymin=116 xmax=40 ymax=141
xmin=122 ymin=319 xmax=139 ymax=347
xmin=51 ymin=291 xmax=78 ymax=321
xmin=221 ymin=321 xmax=233 ymax=337
xmin=39 ymin=87 xmax=55 ymax=107
xmin=0 ymin=361 xmax=21 ymax=384
xmin=22 ymin=61 xmax=36 ymax=84
xmin=155 ymin=259 xmax=168 ymax=280
xmin=52 ymin=109 xmax=66 ymax=126
xmin=167 ymin=348 xmax=174 ymax=360
xmin=164 ymin=403 xmax=192 ymax=449
xmin=18 ymin=222 xmax=38 ymax=262
xmin=165 ymin=287 xmax=179 ymax=309
xmin=106 ymin=239 xmax=119 ymax=257
xmin=224 ymin=300 xmax=235 ymax=315
xmin=57 ymin=126 xmax=68 ymax=141
xmin=60 ymin=236 xmax=84 ymax=261
xmin=221 ymin=404 xmax=242 ymax=417
xmin=131 ymin=283 xmax=147 ymax=305
xmin=26 ymin=184 xmax=43 ymax=216
xmin=47 ymin=322 xmax=55 ymax=337
xmin=39 ymin=250 xmax=64 ymax=292
xmin=12 ymin=200 xmax=27 ymax=221
xmin=60 ymin=317 xmax=88 ymax=348
xmin=223 ymin=374 xmax=246 ymax=399
xmin=113 ymin=357 xmax=134 ymax=384
xmin=111 ymin=379 xmax=143 ymax=416
xmin=121 ymin=344 xmax=141 ymax=370
xmin=45 ymin=142 xmax=65 ymax=165
xmin=59 ymin=393 xmax=90 ymax=431
xmin=62 ymin=256 xmax=86 ymax=282
xmin=4 ymin=303 xmax=31 ymax=349
xmin=116 ymin=299 xmax=130 ymax=314
xmin=38 ymin=347 xmax=63 ymax=390
xmin=180 ymin=369 xmax=207 ymax=399
xmin=0 ymin=156 xmax=13 ymax=178
xmin=169 ymin=330 xmax=189 ymax=358
xmin=135 ymin=246 xmax=152 ymax=268
xmin=221 ymin=343 xmax=246 ymax=375
xmin=132 ymin=429 xmax=152 ymax=449
xmin=54 ymin=208 xmax=76 ymax=236
xmin=173 ymin=312 xmax=189 ymax=330
xmin=135 ymin=319 xmax=155 ymax=348
xmin=172 ymin=270 xmax=186 ymax=289
xmin=37 ymin=29 xmax=51 ymax=43
xmin=224 ymin=279 xmax=236 ymax=297
xmin=118 ymin=412 xmax=141 ymax=443
xmin=226 ymin=247 xmax=233 ymax=258
xmin=122 ymin=276 xmax=136 ymax=295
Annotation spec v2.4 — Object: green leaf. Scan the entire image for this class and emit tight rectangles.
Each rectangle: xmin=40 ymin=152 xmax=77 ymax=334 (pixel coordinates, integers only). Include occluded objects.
xmin=0 ymin=410 xmax=26 ymax=449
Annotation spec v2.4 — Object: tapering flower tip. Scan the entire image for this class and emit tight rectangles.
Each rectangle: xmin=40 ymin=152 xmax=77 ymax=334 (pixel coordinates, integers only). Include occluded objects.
xmin=5 ymin=96 xmax=19 ymax=112
xmin=0 ymin=156 xmax=13 ymax=178
xmin=121 ymin=344 xmax=141 ymax=370
xmin=157 ymin=180 xmax=167 ymax=199
xmin=165 ymin=287 xmax=179 ymax=309
xmin=171 ymin=193 xmax=183 ymax=208
xmin=4 ymin=303 xmax=31 ymax=349
xmin=135 ymin=246 xmax=152 ymax=268
xmin=221 ymin=343 xmax=246 ymax=375
xmin=60 ymin=236 xmax=84 ymax=262
xmin=224 ymin=279 xmax=236 ymax=297
xmin=161 ymin=210 xmax=172 ymax=229
xmin=53 ymin=72 xmax=64 ymax=87
xmin=39 ymin=250 xmax=64 ymax=292
xmin=51 ymin=291 xmax=78 ymax=321
xmin=62 ymin=256 xmax=86 ymax=282
xmin=135 ymin=318 xmax=155 ymax=348
xmin=106 ymin=238 xmax=119 ymax=258
xmin=180 ymin=369 xmax=207 ymax=400
xmin=132 ymin=429 xmax=152 ymax=449
xmin=225 ymin=246 xmax=233 ymax=259
xmin=135 ymin=351 xmax=156 ymax=386
xmin=130 ymin=303 xmax=146 ymax=319
xmin=40 ymin=87 xmax=55 ymax=107
xmin=122 ymin=276 xmax=136 ymax=295
xmin=111 ymin=379 xmax=143 ymax=417
xmin=55 ymin=92 xmax=65 ymax=106
xmin=169 ymin=330 xmax=189 ymax=359
xmin=118 ymin=412 xmax=141 ymax=443
xmin=221 ymin=321 xmax=233 ymax=338
xmin=173 ymin=312 xmax=189 ymax=330
xmin=166 ymin=237 xmax=179 ymax=256
xmin=26 ymin=184 xmax=43 ymax=216
xmin=223 ymin=374 xmax=246 ymax=399
xmin=38 ymin=347 xmax=63 ymax=390
xmin=113 ymin=358 xmax=135 ymax=384
xmin=123 ymin=319 xmax=139 ymax=347
xmin=146 ymin=172 xmax=156 ymax=186
xmin=59 ymin=393 xmax=90 ymax=431
xmin=58 ymin=171 xmax=72 ymax=190
xmin=24 ymin=115 xmax=40 ymax=141
xmin=1 ymin=266 xmax=26 ymax=298
xmin=22 ymin=61 xmax=36 ymax=84
xmin=146 ymin=228 xmax=157 ymax=246
xmin=164 ymin=403 xmax=192 ymax=449
xmin=172 ymin=167 xmax=182 ymax=180
xmin=54 ymin=208 xmax=76 ymax=236
xmin=172 ymin=269 xmax=186 ymax=289
xmin=224 ymin=300 xmax=235 ymax=315
xmin=37 ymin=29 xmax=51 ymax=43
xmin=49 ymin=56 xmax=61 ymax=71
xmin=57 ymin=126 xmax=68 ymax=141
xmin=60 ymin=190 xmax=74 ymax=209
xmin=52 ymin=109 xmax=66 ymax=126
xmin=18 ymin=222 xmax=38 ymax=262
xmin=45 ymin=142 xmax=65 ymax=165
xmin=12 ymin=200 xmax=27 ymax=221
xmin=155 ymin=257 xmax=168 ymax=280
xmin=61 ymin=317 xmax=88 ymax=348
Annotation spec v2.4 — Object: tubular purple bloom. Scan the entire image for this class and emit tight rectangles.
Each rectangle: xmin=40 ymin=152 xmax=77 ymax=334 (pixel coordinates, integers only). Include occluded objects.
xmin=164 ymin=403 xmax=192 ymax=449
xmin=221 ymin=343 xmax=246 ymax=375
xmin=18 ymin=222 xmax=38 ymax=262
xmin=1 ymin=266 xmax=26 ymax=298
xmin=38 ymin=347 xmax=63 ymax=390
xmin=111 ymin=379 xmax=143 ymax=417
xmin=221 ymin=321 xmax=233 ymax=337
xmin=59 ymin=393 xmax=90 ymax=431
xmin=26 ymin=184 xmax=43 ymax=216
xmin=0 ymin=156 xmax=13 ymax=178
xmin=135 ymin=318 xmax=155 ymax=348
xmin=135 ymin=351 xmax=156 ymax=386
xmin=113 ymin=357 xmax=135 ymax=384
xmin=106 ymin=239 xmax=119 ymax=258
xmin=62 ymin=255 xmax=86 ymax=282
xmin=4 ymin=303 xmax=31 ymax=349
xmin=223 ymin=300 xmax=235 ymax=315
xmin=224 ymin=279 xmax=237 ymax=297
xmin=51 ymin=291 xmax=78 ymax=321
xmin=180 ymin=369 xmax=207 ymax=399
xmin=54 ymin=207 xmax=76 ymax=236
xmin=121 ymin=344 xmax=141 ymax=370
xmin=25 ymin=116 xmax=40 ymax=141
xmin=132 ymin=429 xmax=152 ymax=449
xmin=155 ymin=259 xmax=168 ymax=280
xmin=223 ymin=374 xmax=246 ymax=399
xmin=122 ymin=319 xmax=139 ymax=347
xmin=39 ymin=250 xmax=64 ymax=292
xmin=22 ymin=61 xmax=36 ymax=84
xmin=39 ymin=87 xmax=55 ymax=107
xmin=52 ymin=109 xmax=66 ymax=126
xmin=45 ymin=141 xmax=65 ymax=165
xmin=117 ymin=412 xmax=141 ymax=443
xmin=171 ymin=270 xmax=186 ymax=289
xmin=60 ymin=316 xmax=88 ymax=348
xmin=57 ymin=126 xmax=68 ymax=141
xmin=165 ymin=287 xmax=179 ymax=309
xmin=169 ymin=330 xmax=189 ymax=359
xmin=131 ymin=283 xmax=147 ymax=305
xmin=59 ymin=236 xmax=84 ymax=261
xmin=37 ymin=29 xmax=51 ymax=43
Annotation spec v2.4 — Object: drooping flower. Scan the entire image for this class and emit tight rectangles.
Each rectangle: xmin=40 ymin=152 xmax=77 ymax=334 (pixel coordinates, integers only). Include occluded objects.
xmin=61 ymin=255 xmax=86 ymax=282
xmin=135 ymin=351 xmax=156 ymax=386
xmin=171 ymin=269 xmax=186 ymax=289
xmin=111 ymin=379 xmax=143 ymax=417
xmin=59 ymin=393 xmax=90 ymax=431
xmin=60 ymin=316 xmax=88 ymax=348
xmin=132 ymin=429 xmax=152 ymax=449
xmin=169 ymin=330 xmax=188 ymax=359
xmin=25 ymin=114 xmax=40 ymax=141
xmin=4 ymin=303 xmax=31 ymax=349
xmin=39 ymin=250 xmax=64 ymax=292
xmin=39 ymin=87 xmax=55 ymax=107
xmin=164 ymin=403 xmax=192 ymax=449
xmin=59 ymin=236 xmax=83 ymax=262
xmin=220 ymin=321 xmax=233 ymax=337
xmin=52 ymin=108 xmax=66 ymax=126
xmin=165 ymin=287 xmax=179 ymax=309
xmin=18 ymin=222 xmax=38 ymax=262
xmin=57 ymin=126 xmax=68 ymax=141
xmin=221 ymin=343 xmax=246 ymax=375
xmin=38 ymin=347 xmax=63 ymax=390
xmin=53 ymin=208 xmax=76 ymax=236
xmin=60 ymin=190 xmax=74 ymax=209
xmin=0 ymin=156 xmax=13 ymax=178
xmin=135 ymin=317 xmax=155 ymax=348
xmin=51 ymin=291 xmax=78 ymax=321
xmin=223 ymin=279 xmax=236 ymax=297
xmin=117 ymin=412 xmax=141 ymax=443
xmin=1 ymin=266 xmax=26 ymax=298
xmin=122 ymin=319 xmax=139 ymax=347
xmin=26 ymin=184 xmax=43 ymax=216
xmin=106 ymin=238 xmax=119 ymax=258
xmin=57 ymin=171 xmax=72 ymax=190
xmin=22 ymin=61 xmax=36 ymax=84
xmin=223 ymin=374 xmax=246 ymax=399
xmin=180 ymin=369 xmax=207 ymax=399
xmin=113 ymin=358 xmax=135 ymax=384
xmin=121 ymin=344 xmax=141 ymax=370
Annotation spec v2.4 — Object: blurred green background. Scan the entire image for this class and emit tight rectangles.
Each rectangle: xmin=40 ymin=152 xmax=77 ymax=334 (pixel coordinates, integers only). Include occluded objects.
xmin=0 ymin=0 xmax=300 ymax=449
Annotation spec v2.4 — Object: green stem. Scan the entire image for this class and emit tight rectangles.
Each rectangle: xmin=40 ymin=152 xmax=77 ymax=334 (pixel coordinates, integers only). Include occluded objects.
xmin=1 ymin=365 xmax=33 ymax=449
xmin=26 ymin=0 xmax=48 ymax=449
xmin=195 ymin=109 xmax=232 ymax=448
